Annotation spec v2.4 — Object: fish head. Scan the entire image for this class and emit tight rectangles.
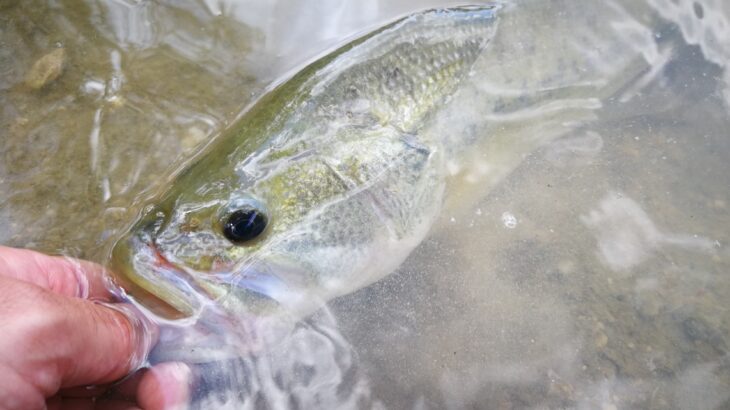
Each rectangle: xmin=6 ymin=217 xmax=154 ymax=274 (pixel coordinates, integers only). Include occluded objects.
xmin=111 ymin=126 xmax=441 ymax=320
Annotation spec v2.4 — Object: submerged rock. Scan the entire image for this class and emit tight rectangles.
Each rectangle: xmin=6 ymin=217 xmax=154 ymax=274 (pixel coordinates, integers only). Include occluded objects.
xmin=24 ymin=47 xmax=65 ymax=89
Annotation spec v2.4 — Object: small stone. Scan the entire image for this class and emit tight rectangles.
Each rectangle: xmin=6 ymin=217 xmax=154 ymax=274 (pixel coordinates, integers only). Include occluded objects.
xmin=682 ymin=317 xmax=709 ymax=342
xmin=182 ymin=126 xmax=207 ymax=150
xmin=549 ymin=380 xmax=575 ymax=401
xmin=106 ymin=94 xmax=126 ymax=108
xmin=596 ymin=356 xmax=618 ymax=378
xmin=637 ymin=297 xmax=661 ymax=319
xmin=103 ymin=207 xmax=129 ymax=221
xmin=681 ymin=317 xmax=728 ymax=354
xmin=594 ymin=331 xmax=608 ymax=350
xmin=25 ymin=48 xmax=66 ymax=89
xmin=501 ymin=211 xmax=517 ymax=229
xmin=558 ymin=259 xmax=576 ymax=274
xmin=9 ymin=117 xmax=29 ymax=136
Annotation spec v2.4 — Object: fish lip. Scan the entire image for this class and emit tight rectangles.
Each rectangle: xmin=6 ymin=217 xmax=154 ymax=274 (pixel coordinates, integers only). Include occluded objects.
xmin=112 ymin=227 xmax=206 ymax=318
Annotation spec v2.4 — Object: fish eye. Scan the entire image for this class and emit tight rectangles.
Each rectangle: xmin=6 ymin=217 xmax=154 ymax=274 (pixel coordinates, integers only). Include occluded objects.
xmin=222 ymin=207 xmax=268 ymax=244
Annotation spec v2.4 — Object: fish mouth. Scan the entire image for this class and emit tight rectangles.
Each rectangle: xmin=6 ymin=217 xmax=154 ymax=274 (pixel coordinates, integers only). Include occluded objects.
xmin=111 ymin=226 xmax=299 ymax=320
xmin=111 ymin=229 xmax=206 ymax=319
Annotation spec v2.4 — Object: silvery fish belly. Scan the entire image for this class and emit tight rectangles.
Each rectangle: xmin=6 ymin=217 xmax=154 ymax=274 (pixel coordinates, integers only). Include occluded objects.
xmin=110 ymin=7 xmax=496 ymax=321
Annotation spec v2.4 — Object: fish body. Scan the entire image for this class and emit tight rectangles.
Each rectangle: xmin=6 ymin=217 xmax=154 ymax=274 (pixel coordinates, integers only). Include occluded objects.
xmin=110 ymin=6 xmax=496 ymax=320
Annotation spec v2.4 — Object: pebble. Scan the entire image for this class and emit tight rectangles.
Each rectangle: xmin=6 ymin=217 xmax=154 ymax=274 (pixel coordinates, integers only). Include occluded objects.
xmin=558 ymin=259 xmax=576 ymax=275
xmin=549 ymin=383 xmax=575 ymax=402
xmin=501 ymin=211 xmax=517 ymax=229
xmin=25 ymin=48 xmax=66 ymax=89
xmin=594 ymin=330 xmax=609 ymax=350
xmin=681 ymin=317 xmax=728 ymax=354
xmin=637 ymin=297 xmax=662 ymax=319
xmin=9 ymin=117 xmax=29 ymax=136
xmin=182 ymin=126 xmax=208 ymax=150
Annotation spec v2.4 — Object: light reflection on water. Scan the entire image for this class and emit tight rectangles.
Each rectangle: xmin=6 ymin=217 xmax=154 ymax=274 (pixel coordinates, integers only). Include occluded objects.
xmin=1 ymin=0 xmax=730 ymax=408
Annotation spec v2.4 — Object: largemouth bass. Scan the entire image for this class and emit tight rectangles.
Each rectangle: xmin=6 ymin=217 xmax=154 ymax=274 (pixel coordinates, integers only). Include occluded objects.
xmin=110 ymin=6 xmax=497 ymax=321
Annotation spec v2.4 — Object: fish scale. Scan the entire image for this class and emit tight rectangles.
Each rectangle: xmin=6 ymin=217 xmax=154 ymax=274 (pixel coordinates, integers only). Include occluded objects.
xmin=312 ymin=35 xmax=491 ymax=133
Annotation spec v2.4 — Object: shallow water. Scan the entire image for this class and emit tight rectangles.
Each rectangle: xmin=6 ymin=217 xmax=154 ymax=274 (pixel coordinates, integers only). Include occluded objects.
xmin=1 ymin=0 xmax=730 ymax=409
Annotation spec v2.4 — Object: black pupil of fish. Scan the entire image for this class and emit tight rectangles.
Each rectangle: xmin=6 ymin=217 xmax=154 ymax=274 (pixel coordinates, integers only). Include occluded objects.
xmin=223 ymin=209 xmax=267 ymax=243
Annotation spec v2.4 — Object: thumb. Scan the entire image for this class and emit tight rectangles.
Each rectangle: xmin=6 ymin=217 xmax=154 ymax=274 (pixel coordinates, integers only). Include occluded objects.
xmin=0 ymin=276 xmax=156 ymax=397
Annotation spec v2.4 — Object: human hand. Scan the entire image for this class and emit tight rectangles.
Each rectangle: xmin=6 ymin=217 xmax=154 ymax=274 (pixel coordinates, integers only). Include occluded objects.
xmin=0 ymin=246 xmax=190 ymax=410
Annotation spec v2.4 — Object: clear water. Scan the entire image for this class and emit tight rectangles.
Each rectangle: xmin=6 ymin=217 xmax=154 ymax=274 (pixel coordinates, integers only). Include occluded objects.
xmin=1 ymin=0 xmax=729 ymax=409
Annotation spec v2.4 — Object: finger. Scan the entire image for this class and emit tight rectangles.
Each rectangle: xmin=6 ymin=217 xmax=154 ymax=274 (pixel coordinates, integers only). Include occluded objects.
xmin=0 ymin=246 xmax=112 ymax=301
xmin=0 ymin=278 xmax=157 ymax=393
xmin=136 ymin=362 xmax=192 ymax=410
xmin=0 ymin=362 xmax=47 ymax=410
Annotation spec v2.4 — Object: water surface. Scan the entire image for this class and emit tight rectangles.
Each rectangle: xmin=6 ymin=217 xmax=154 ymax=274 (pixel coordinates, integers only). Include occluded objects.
xmin=1 ymin=1 xmax=729 ymax=408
